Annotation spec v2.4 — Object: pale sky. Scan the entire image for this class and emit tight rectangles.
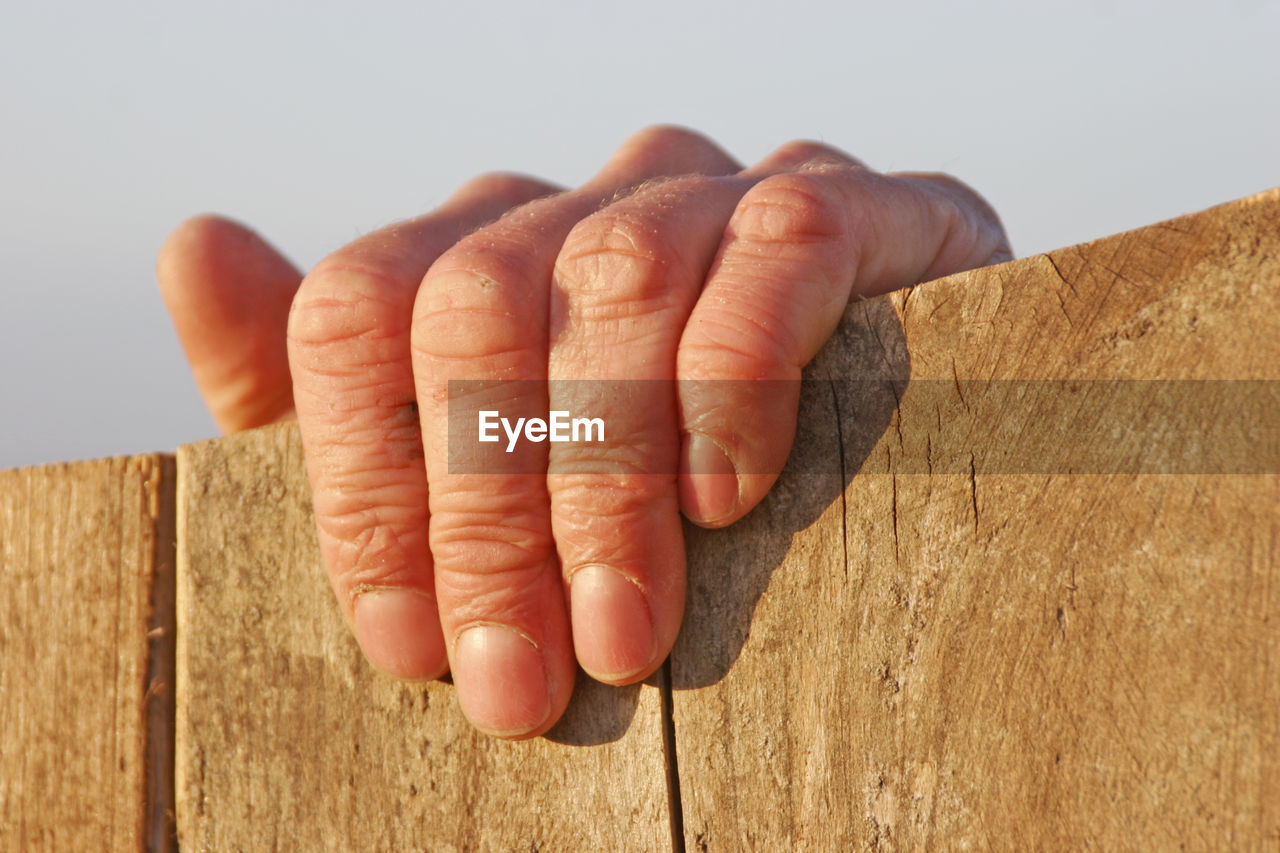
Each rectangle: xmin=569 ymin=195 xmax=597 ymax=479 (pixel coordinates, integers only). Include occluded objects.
xmin=2 ymin=0 xmax=1276 ymax=468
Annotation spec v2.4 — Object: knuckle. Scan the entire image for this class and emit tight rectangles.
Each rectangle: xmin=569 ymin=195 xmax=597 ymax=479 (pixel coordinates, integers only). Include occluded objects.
xmin=334 ymin=529 xmax=423 ymax=592
xmin=314 ymin=492 xmax=428 ymax=588
xmin=555 ymin=174 xmax=718 ymax=305
xmin=411 ymin=229 xmax=544 ymax=362
xmin=301 ymin=379 xmax=420 ymax=443
xmin=424 ymin=223 xmax=544 ymax=305
xmin=892 ymin=170 xmax=986 ymax=204
xmin=429 ymin=489 xmax=549 ymax=559
xmin=682 ymin=302 xmax=798 ymax=378
xmin=437 ymin=570 xmax=547 ymax=630
xmin=288 ymin=258 xmax=412 ymax=351
xmin=552 ymin=479 xmax=667 ymax=569
xmin=890 ymin=171 xmax=998 ymax=228
xmin=431 ymin=524 xmax=546 ymax=580
xmin=549 ymin=438 xmax=668 ymax=480
xmin=556 ymin=209 xmax=676 ymax=303
xmin=607 ymin=125 xmax=735 ymax=178
xmin=732 ymin=173 xmax=848 ymax=247
xmin=767 ymin=139 xmax=859 ymax=170
xmin=293 ymin=371 xmax=413 ymax=419
xmin=429 ymin=509 xmax=552 ymax=615
xmin=622 ymin=123 xmax=717 ymax=156
xmin=455 ymin=171 xmax=557 ymax=206
xmin=889 ymin=172 xmax=1005 ymax=271
xmin=554 ymin=477 xmax=666 ymax=516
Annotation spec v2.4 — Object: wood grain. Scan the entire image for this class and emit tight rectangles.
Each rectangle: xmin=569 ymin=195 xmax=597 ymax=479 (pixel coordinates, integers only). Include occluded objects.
xmin=0 ymin=188 xmax=1256 ymax=851
xmin=0 ymin=455 xmax=176 ymax=853
xmin=673 ymin=188 xmax=1280 ymax=850
xmin=175 ymin=424 xmax=670 ymax=852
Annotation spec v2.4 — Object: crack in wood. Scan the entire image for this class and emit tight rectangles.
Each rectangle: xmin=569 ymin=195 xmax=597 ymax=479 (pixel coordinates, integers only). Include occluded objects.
xmin=659 ymin=658 xmax=686 ymax=853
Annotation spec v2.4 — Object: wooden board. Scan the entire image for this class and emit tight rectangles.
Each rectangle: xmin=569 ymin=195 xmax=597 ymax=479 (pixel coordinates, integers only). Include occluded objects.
xmin=5 ymin=188 xmax=1269 ymax=851
xmin=175 ymin=424 xmax=671 ymax=852
xmin=673 ymin=188 xmax=1280 ymax=849
xmin=0 ymin=455 xmax=176 ymax=853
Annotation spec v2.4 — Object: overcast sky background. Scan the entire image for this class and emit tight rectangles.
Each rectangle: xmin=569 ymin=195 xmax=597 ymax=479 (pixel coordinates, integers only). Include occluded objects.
xmin=1 ymin=1 xmax=1276 ymax=469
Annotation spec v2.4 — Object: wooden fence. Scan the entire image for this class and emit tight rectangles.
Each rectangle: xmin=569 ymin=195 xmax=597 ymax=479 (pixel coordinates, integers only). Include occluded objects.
xmin=3 ymin=188 xmax=1278 ymax=851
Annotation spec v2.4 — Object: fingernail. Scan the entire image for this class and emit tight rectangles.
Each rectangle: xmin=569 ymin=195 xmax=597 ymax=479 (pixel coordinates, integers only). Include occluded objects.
xmin=683 ymin=432 xmax=739 ymax=523
xmin=570 ymin=565 xmax=655 ymax=682
xmin=453 ymin=625 xmax=551 ymax=737
xmin=352 ymin=588 xmax=447 ymax=681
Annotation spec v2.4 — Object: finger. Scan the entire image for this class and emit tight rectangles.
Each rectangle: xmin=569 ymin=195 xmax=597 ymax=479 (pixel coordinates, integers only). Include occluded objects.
xmin=544 ymin=141 xmax=860 ymax=681
xmin=547 ymin=173 xmax=756 ymax=684
xmin=413 ymin=125 xmax=740 ymax=737
xmin=287 ymin=173 xmax=559 ymax=681
xmin=678 ymin=147 xmax=1012 ymax=526
xmin=585 ymin=124 xmax=744 ymax=190
xmin=156 ymin=214 xmax=302 ymax=432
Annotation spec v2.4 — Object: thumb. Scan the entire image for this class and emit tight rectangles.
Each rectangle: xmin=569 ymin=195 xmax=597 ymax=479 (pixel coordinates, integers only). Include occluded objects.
xmin=157 ymin=214 xmax=303 ymax=433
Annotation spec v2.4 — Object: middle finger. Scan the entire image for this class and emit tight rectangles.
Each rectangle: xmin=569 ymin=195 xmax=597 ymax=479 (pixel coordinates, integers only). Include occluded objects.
xmin=412 ymin=126 xmax=741 ymax=737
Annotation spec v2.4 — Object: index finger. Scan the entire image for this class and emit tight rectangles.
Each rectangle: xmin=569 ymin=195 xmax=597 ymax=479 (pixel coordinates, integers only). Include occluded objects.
xmin=677 ymin=150 xmax=1012 ymax=525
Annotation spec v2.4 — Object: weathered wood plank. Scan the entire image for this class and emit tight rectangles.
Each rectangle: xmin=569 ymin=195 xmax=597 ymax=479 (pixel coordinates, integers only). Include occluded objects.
xmin=0 ymin=455 xmax=176 ymax=853
xmin=673 ymin=188 xmax=1280 ymax=849
xmin=175 ymin=424 xmax=670 ymax=852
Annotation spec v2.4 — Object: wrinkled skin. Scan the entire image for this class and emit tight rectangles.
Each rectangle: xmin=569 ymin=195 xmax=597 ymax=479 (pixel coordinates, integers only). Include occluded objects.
xmin=158 ymin=126 xmax=1012 ymax=738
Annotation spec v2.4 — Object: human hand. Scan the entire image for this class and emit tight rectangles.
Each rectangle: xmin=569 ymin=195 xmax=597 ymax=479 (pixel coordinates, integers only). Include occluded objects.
xmin=158 ymin=126 xmax=1011 ymax=738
